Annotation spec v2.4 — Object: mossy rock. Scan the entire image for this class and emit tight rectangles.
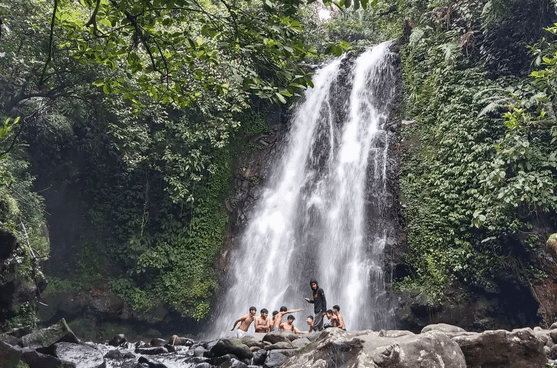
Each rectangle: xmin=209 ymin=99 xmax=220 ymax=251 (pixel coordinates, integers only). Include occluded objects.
xmin=20 ymin=319 xmax=79 ymax=349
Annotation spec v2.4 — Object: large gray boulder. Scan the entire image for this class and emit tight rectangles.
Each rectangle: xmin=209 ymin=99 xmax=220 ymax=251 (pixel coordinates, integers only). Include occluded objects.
xmin=210 ymin=338 xmax=253 ymax=360
xmin=20 ymin=319 xmax=79 ymax=349
xmin=451 ymin=327 xmax=546 ymax=368
xmin=53 ymin=342 xmax=105 ymax=368
xmin=281 ymin=328 xmax=466 ymax=368
xmin=421 ymin=323 xmax=466 ymax=334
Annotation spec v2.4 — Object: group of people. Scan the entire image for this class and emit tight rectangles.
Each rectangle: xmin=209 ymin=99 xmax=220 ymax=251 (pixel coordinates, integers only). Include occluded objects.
xmin=231 ymin=279 xmax=346 ymax=334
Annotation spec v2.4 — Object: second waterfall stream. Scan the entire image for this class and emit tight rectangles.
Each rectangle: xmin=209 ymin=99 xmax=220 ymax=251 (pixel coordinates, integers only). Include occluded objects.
xmin=210 ymin=42 xmax=398 ymax=336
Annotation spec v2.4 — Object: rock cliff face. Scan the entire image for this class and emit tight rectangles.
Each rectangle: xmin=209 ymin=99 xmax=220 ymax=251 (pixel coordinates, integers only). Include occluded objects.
xmin=0 ymin=229 xmax=45 ymax=330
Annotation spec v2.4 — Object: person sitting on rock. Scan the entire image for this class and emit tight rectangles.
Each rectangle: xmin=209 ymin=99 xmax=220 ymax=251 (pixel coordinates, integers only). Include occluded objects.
xmin=231 ymin=306 xmax=257 ymax=332
xmin=333 ymin=305 xmax=346 ymax=331
xmin=306 ymin=315 xmax=314 ymax=332
xmin=271 ymin=306 xmax=302 ymax=332
xmin=280 ymin=315 xmax=300 ymax=334
xmin=326 ymin=309 xmax=339 ymax=328
xmin=254 ymin=308 xmax=272 ymax=333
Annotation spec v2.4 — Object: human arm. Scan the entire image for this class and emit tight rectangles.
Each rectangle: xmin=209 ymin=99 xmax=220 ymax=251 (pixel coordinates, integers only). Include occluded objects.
xmin=320 ymin=289 xmax=327 ymax=311
xmin=286 ymin=308 xmax=302 ymax=314
xmin=231 ymin=315 xmax=246 ymax=331
xmin=305 ymin=297 xmax=314 ymax=304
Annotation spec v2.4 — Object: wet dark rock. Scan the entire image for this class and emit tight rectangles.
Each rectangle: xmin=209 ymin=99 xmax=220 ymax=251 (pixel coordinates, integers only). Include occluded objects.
xmin=135 ymin=346 xmax=168 ymax=355
xmin=210 ymin=352 xmax=237 ymax=365
xmin=261 ymin=332 xmax=290 ymax=345
xmin=187 ymin=356 xmax=211 ymax=364
xmin=150 ymin=338 xmax=166 ymax=347
xmin=20 ymin=318 xmax=79 ymax=349
xmin=108 ymin=334 xmax=127 ymax=346
xmin=138 ymin=355 xmax=168 ymax=368
xmin=21 ymin=348 xmax=76 ymax=368
xmin=210 ymin=338 xmax=253 ymax=359
xmin=220 ymin=357 xmax=249 ymax=368
xmin=252 ymin=348 xmax=267 ymax=365
xmin=103 ymin=349 xmax=125 ymax=359
xmin=193 ymin=345 xmax=207 ymax=357
xmin=452 ymin=328 xmax=545 ymax=368
xmin=0 ymin=340 xmax=22 ymax=368
xmin=52 ymin=342 xmax=105 ymax=368
xmin=262 ymin=350 xmax=287 ymax=368
xmin=550 ymin=344 xmax=557 ymax=360
xmin=194 ymin=363 xmax=211 ymax=368
xmin=163 ymin=343 xmax=176 ymax=352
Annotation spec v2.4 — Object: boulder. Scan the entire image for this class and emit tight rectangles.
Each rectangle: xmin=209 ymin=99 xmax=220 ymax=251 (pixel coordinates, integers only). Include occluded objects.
xmin=135 ymin=346 xmax=167 ymax=355
xmin=20 ymin=319 xmax=79 ymax=349
xmin=219 ymin=357 xmax=249 ymax=368
xmin=291 ymin=337 xmax=311 ymax=349
xmin=21 ymin=348 xmax=76 ymax=368
xmin=0 ymin=340 xmax=23 ymax=368
xmin=451 ymin=328 xmax=545 ymax=368
xmin=421 ymin=323 xmax=466 ymax=334
xmin=53 ymin=342 xmax=105 ymax=368
xmin=210 ymin=353 xmax=237 ymax=365
xmin=281 ymin=328 xmax=466 ymax=368
xmin=549 ymin=344 xmax=557 ymax=360
xmin=551 ymin=329 xmax=557 ymax=344
xmin=263 ymin=350 xmax=288 ymax=368
xmin=138 ymin=355 xmax=168 ymax=368
xmin=108 ymin=334 xmax=127 ymax=347
xmin=265 ymin=341 xmax=293 ymax=350
xmin=550 ymin=322 xmax=557 ymax=330
xmin=252 ymin=349 xmax=267 ymax=365
xmin=241 ymin=334 xmax=264 ymax=348
xmin=0 ymin=333 xmax=21 ymax=346
xmin=262 ymin=332 xmax=291 ymax=344
xmin=150 ymin=338 xmax=166 ymax=347
xmin=210 ymin=338 xmax=253 ymax=359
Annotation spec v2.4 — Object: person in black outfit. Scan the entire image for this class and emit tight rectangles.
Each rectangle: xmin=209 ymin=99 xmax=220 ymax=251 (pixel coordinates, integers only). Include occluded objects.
xmin=304 ymin=278 xmax=327 ymax=331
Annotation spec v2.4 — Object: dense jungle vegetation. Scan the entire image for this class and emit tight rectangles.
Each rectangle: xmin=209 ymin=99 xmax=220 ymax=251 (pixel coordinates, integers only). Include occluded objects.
xmin=0 ymin=0 xmax=556 ymax=330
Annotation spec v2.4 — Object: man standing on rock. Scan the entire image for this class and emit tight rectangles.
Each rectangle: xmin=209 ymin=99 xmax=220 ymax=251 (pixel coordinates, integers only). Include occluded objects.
xmin=305 ymin=279 xmax=326 ymax=331
xmin=231 ymin=306 xmax=257 ymax=333
xmin=254 ymin=308 xmax=272 ymax=333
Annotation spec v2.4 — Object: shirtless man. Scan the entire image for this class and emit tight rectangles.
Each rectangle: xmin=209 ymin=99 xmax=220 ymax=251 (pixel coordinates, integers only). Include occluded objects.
xmin=231 ymin=306 xmax=257 ymax=332
xmin=254 ymin=308 xmax=272 ymax=333
xmin=326 ymin=309 xmax=339 ymax=328
xmin=333 ymin=305 xmax=346 ymax=330
xmin=271 ymin=306 xmax=302 ymax=332
xmin=306 ymin=315 xmax=314 ymax=333
xmin=280 ymin=315 xmax=300 ymax=334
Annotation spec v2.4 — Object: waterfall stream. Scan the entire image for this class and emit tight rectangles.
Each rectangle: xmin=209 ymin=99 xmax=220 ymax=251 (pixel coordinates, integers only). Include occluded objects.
xmin=210 ymin=42 xmax=398 ymax=336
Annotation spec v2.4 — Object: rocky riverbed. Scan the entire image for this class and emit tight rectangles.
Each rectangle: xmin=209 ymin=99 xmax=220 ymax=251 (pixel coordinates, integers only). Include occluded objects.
xmin=3 ymin=319 xmax=557 ymax=367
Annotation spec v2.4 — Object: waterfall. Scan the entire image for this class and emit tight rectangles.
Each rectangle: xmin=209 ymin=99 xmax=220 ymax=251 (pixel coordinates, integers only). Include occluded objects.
xmin=209 ymin=42 xmax=398 ymax=336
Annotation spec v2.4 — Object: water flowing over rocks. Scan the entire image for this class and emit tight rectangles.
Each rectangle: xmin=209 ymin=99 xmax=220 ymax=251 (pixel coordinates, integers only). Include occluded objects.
xmin=3 ymin=319 xmax=557 ymax=367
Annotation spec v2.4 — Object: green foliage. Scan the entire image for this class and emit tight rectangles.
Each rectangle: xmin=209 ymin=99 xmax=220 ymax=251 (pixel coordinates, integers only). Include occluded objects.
xmin=397 ymin=0 xmax=557 ymax=303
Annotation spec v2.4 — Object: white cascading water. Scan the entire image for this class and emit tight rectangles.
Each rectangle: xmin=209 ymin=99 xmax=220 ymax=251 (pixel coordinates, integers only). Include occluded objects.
xmin=209 ymin=42 xmax=397 ymax=336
